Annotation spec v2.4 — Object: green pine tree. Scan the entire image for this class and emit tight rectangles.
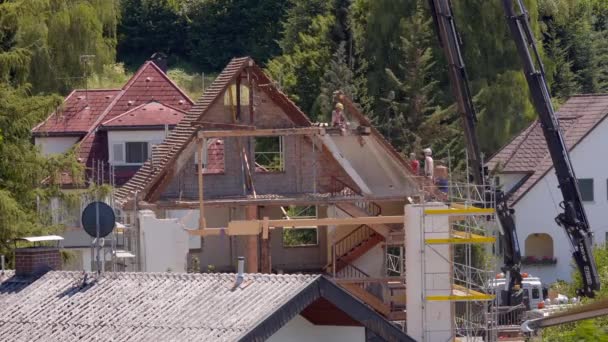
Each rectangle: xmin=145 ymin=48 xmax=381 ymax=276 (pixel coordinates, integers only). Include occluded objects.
xmin=375 ymin=2 xmax=437 ymax=155
xmin=314 ymin=42 xmax=356 ymax=121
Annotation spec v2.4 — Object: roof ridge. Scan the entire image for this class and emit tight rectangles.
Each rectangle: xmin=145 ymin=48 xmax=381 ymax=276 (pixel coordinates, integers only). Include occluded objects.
xmin=115 ymin=57 xmax=253 ymax=205
xmin=69 ymin=88 xmax=122 ymax=92
xmin=509 ymin=98 xmax=608 ymax=204
xmin=123 ymin=61 xmax=195 ymax=106
xmin=74 ymin=88 xmax=127 ymax=159
xmin=101 ymin=102 xmax=149 ymax=126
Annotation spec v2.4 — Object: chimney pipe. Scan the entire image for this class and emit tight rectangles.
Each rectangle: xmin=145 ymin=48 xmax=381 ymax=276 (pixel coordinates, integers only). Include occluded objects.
xmin=236 ymin=256 xmax=245 ymax=286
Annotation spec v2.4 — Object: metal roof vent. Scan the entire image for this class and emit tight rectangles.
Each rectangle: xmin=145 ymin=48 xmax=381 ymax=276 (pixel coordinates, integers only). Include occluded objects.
xmin=178 ymin=100 xmax=185 ymax=105
xmin=145 ymin=77 xmax=151 ymax=82
xmin=127 ymin=100 xmax=134 ymax=106
xmin=236 ymin=256 xmax=244 ymax=286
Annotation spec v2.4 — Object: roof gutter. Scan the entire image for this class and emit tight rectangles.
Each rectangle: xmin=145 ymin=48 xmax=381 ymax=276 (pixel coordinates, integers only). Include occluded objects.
xmin=98 ymin=125 xmax=177 ymax=131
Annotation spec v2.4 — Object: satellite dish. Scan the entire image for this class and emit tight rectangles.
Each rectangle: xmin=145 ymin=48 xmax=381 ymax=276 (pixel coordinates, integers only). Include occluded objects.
xmin=81 ymin=201 xmax=116 ymax=238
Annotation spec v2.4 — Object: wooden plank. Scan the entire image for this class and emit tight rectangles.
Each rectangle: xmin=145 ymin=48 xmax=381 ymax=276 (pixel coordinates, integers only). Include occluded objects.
xmin=188 ymin=215 xmax=404 ymax=236
xmin=269 ymin=215 xmax=403 ymax=227
xmin=246 ymin=205 xmax=258 ymax=273
xmin=262 ymin=217 xmax=270 ymax=240
xmin=341 ymin=283 xmax=390 ymax=317
xmin=197 ymin=127 xmax=323 ymax=139
xmin=424 ymin=208 xmax=495 ymax=216
xmin=260 ymin=217 xmax=271 ymax=273
xmin=197 ymin=139 xmax=206 ymax=229
xmin=191 ymin=121 xmax=256 ymax=130
xmin=227 ymin=220 xmax=260 ymax=235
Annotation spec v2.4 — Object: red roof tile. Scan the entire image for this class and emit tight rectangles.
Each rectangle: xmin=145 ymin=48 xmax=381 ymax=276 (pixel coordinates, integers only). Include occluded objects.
xmin=101 ymin=101 xmax=186 ymax=128
xmin=78 ymin=61 xmax=194 ymax=166
xmin=115 ymin=57 xmax=311 ymax=206
xmin=32 ymin=90 xmax=120 ymax=135
xmin=488 ymin=94 xmax=608 ymax=204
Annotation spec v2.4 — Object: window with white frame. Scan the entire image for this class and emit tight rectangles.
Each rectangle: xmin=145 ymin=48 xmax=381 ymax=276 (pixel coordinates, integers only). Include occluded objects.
xmin=111 ymin=141 xmax=160 ymax=165
xmin=282 ymin=206 xmax=318 ymax=247
xmin=254 ymin=136 xmax=284 ymax=172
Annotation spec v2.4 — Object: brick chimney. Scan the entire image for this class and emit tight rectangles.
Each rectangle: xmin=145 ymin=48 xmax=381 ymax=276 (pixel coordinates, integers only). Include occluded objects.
xmin=15 ymin=247 xmax=62 ymax=277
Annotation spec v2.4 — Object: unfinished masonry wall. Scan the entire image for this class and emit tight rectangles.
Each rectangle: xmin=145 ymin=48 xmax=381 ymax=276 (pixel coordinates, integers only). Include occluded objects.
xmin=161 ymin=90 xmax=356 ymax=201
xmin=181 ymin=205 xmax=328 ymax=272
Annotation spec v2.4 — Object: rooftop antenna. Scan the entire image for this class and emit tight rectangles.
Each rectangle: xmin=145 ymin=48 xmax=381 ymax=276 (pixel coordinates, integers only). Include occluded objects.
xmin=79 ymin=55 xmax=96 ymax=103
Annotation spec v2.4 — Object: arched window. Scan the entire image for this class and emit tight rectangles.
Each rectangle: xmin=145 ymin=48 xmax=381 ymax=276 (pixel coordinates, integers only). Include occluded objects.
xmin=223 ymin=83 xmax=250 ymax=106
xmin=524 ymin=233 xmax=554 ymax=258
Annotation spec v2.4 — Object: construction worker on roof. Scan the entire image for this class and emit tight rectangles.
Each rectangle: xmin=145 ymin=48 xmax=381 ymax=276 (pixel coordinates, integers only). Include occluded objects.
xmin=423 ymin=148 xmax=434 ymax=179
xmin=331 ymin=102 xmax=347 ymax=134
xmin=409 ymin=152 xmax=420 ymax=175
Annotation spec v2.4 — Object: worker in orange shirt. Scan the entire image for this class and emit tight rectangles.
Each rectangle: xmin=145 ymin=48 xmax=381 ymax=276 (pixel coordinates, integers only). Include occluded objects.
xmin=409 ymin=152 xmax=420 ymax=175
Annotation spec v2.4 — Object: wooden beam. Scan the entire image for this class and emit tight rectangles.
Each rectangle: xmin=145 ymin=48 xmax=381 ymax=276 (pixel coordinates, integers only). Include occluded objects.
xmin=153 ymin=195 xmax=408 ymax=209
xmin=187 ymin=215 xmax=404 ymax=236
xmin=197 ymin=139 xmax=206 ymax=229
xmin=260 ymin=216 xmax=271 ymax=273
xmin=197 ymin=127 xmax=324 ymax=139
xmin=191 ymin=121 xmax=256 ymax=130
xmin=246 ymin=205 xmax=259 ymax=273
xmin=268 ymin=216 xmax=403 ymax=227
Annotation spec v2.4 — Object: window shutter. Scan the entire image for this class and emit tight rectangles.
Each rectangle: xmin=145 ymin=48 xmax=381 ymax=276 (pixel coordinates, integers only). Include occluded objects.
xmin=112 ymin=143 xmax=124 ymax=163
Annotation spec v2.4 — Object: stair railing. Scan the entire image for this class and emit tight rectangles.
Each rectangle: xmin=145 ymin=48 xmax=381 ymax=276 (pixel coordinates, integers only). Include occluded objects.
xmin=334 ymin=224 xmax=375 ymax=259
xmin=331 ymin=176 xmax=382 ymax=216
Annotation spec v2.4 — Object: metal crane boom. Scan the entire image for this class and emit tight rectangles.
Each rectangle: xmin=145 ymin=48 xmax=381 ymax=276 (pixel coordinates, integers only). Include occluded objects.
xmin=428 ymin=0 xmax=600 ymax=301
xmin=501 ymin=0 xmax=600 ymax=297
xmin=428 ymin=0 xmax=524 ymax=305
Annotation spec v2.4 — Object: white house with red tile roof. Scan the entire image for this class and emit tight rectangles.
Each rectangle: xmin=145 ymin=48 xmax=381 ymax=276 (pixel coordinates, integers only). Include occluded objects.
xmin=31 ymin=58 xmax=195 ymax=271
xmin=488 ymin=94 xmax=608 ymax=283
xmin=32 ymin=59 xmax=194 ymax=186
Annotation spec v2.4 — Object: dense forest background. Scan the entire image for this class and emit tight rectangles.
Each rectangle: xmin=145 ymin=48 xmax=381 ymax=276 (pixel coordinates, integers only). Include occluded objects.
xmin=2 ymin=0 xmax=608 ymax=336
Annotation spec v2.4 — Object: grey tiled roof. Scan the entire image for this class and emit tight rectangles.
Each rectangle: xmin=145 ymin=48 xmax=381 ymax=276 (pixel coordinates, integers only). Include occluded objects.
xmin=0 ymin=271 xmax=319 ymax=341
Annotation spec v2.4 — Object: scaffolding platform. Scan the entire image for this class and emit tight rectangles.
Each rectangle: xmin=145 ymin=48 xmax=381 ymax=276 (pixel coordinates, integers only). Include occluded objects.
xmin=426 ymin=231 xmax=496 ymax=245
xmin=427 ymin=285 xmax=496 ymax=302
xmin=407 ymin=182 xmax=499 ymax=341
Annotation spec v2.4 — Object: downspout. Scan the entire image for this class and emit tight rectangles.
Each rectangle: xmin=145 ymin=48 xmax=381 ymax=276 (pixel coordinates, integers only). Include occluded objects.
xmin=134 ymin=190 xmax=141 ymax=272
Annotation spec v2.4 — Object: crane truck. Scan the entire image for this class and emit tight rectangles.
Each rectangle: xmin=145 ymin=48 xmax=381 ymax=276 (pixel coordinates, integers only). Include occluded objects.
xmin=427 ymin=0 xmax=600 ymax=311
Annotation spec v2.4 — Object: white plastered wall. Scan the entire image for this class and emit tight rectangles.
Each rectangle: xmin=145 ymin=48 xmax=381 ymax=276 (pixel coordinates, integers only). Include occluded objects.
xmin=139 ymin=210 xmax=189 ymax=272
xmin=35 ymin=136 xmax=79 ymax=156
xmin=406 ymin=203 xmax=452 ymax=342
xmin=267 ymin=315 xmax=365 ymax=342
xmin=511 ymin=115 xmax=608 ymax=283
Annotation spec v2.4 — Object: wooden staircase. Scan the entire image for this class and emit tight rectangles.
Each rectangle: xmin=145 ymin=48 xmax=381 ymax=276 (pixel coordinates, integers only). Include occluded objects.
xmin=327 ymin=224 xmax=384 ymax=273
xmin=327 ymin=177 xmax=406 ymax=321
xmin=333 ymin=265 xmax=407 ymax=321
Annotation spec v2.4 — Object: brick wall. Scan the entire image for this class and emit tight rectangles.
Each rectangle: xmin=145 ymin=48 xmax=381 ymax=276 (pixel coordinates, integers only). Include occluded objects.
xmin=15 ymin=248 xmax=62 ymax=276
xmin=160 ymin=87 xmax=356 ymax=200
